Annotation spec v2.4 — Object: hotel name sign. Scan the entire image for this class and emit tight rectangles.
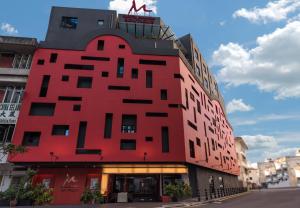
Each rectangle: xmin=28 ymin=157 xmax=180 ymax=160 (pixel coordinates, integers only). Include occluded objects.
xmin=0 ymin=103 xmax=21 ymax=124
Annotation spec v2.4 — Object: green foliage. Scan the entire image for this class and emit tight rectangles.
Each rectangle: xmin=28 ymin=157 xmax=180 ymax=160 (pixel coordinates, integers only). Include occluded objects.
xmin=1 ymin=143 xmax=27 ymax=155
xmin=32 ymin=184 xmax=53 ymax=205
xmin=164 ymin=182 xmax=192 ymax=199
xmin=0 ymin=169 xmax=53 ymax=205
xmin=1 ymin=186 xmax=17 ymax=201
xmin=80 ymin=184 xmax=104 ymax=204
xmin=80 ymin=189 xmax=94 ymax=204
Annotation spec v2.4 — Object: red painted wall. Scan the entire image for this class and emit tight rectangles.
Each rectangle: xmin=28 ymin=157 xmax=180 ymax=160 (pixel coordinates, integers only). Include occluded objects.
xmin=179 ymin=59 xmax=239 ymax=175
xmin=9 ymin=34 xmax=238 ymax=175
xmin=33 ymin=168 xmax=101 ymax=205
xmin=10 ymin=35 xmax=186 ymax=163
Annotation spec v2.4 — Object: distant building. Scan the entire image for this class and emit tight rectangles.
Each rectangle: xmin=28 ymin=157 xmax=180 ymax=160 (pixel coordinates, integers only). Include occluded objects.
xmin=258 ymin=155 xmax=300 ymax=188
xmin=247 ymin=167 xmax=260 ymax=188
xmin=235 ymin=137 xmax=249 ymax=188
xmin=0 ymin=35 xmax=37 ymax=191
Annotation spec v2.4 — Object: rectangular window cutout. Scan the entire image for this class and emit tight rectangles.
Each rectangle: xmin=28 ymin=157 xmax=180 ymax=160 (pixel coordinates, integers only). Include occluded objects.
xmin=193 ymin=107 xmax=197 ymax=123
xmin=120 ymin=140 xmax=136 ymax=150
xmin=197 ymin=100 xmax=201 ymax=114
xmin=188 ymin=120 xmax=197 ymax=131
xmin=131 ymin=68 xmax=138 ymax=79
xmin=64 ymin=64 xmax=94 ymax=70
xmin=205 ymin=143 xmax=208 ymax=162
xmin=119 ymin=44 xmax=126 ymax=49
xmin=174 ymin=74 xmax=184 ymax=81
xmin=190 ymin=92 xmax=195 ymax=101
xmin=191 ymin=86 xmax=200 ymax=96
xmin=76 ymin=149 xmax=101 ymax=155
xmin=39 ymin=75 xmax=50 ymax=97
xmin=76 ymin=121 xmax=87 ymax=148
xmin=123 ymin=99 xmax=152 ymax=104
xmin=145 ymin=112 xmax=168 ymax=117
xmin=104 ymin=113 xmax=113 ymax=138
xmin=189 ymin=140 xmax=195 ymax=158
xmin=98 ymin=20 xmax=104 ymax=26
xmin=81 ymin=56 xmax=110 ymax=61
xmin=168 ymin=104 xmax=186 ymax=110
xmin=61 ymin=16 xmax=78 ymax=29
xmin=37 ymin=59 xmax=44 ymax=65
xmin=209 ymin=126 xmax=215 ymax=134
xmin=122 ymin=115 xmax=137 ymax=133
xmin=185 ymin=89 xmax=189 ymax=109
xmin=188 ymin=75 xmax=195 ymax=83
xmin=77 ymin=77 xmax=93 ymax=88
xmin=22 ymin=132 xmax=41 ymax=146
xmin=161 ymin=127 xmax=169 ymax=153
xmin=196 ymin=137 xmax=201 ymax=146
xmin=52 ymin=125 xmax=69 ymax=136
xmin=29 ymin=103 xmax=55 ymax=116
xmin=146 ymin=70 xmax=153 ymax=88
xmin=62 ymin=75 xmax=69 ymax=81
xmin=50 ymin=53 xmax=58 ymax=63
xmin=102 ymin=71 xmax=109 ymax=77
xmin=204 ymin=122 xmax=207 ymax=137
xmin=117 ymin=58 xmax=124 ymax=78
xmin=108 ymin=86 xmax=130 ymax=90
xmin=97 ymin=40 xmax=104 ymax=50
xmin=145 ymin=137 xmax=153 ymax=142
xmin=73 ymin=104 xmax=81 ymax=111
xmin=139 ymin=59 xmax=166 ymax=66
xmin=58 ymin=96 xmax=82 ymax=101
xmin=160 ymin=89 xmax=168 ymax=100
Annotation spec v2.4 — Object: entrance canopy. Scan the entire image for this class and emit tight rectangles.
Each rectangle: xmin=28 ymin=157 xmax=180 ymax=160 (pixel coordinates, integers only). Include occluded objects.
xmin=102 ymin=164 xmax=188 ymax=174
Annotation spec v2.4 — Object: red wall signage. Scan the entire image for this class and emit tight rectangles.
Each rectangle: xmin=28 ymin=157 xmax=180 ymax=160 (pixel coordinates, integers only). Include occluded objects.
xmin=123 ymin=15 xmax=155 ymax=24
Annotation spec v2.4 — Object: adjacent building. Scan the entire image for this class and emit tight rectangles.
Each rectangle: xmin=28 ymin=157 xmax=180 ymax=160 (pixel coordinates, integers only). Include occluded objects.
xmin=247 ymin=167 xmax=260 ymax=188
xmin=9 ymin=7 xmax=239 ymax=205
xmin=0 ymin=36 xmax=37 ymax=191
xmin=235 ymin=137 xmax=249 ymax=188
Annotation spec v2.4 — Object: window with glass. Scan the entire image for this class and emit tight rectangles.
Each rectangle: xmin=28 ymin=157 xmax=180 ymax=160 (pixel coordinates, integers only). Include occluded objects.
xmin=61 ymin=16 xmax=78 ymax=29
xmin=121 ymin=115 xmax=137 ymax=133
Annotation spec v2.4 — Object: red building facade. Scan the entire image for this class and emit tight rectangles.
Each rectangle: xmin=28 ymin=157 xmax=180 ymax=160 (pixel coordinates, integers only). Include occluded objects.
xmin=9 ymin=7 xmax=239 ymax=205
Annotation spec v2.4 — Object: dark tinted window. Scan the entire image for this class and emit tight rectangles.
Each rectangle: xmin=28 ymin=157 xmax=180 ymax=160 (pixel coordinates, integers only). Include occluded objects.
xmin=29 ymin=103 xmax=55 ymax=116
xmin=161 ymin=89 xmax=168 ymax=100
xmin=104 ymin=113 xmax=113 ymax=138
xmin=76 ymin=121 xmax=87 ymax=148
xmin=131 ymin=68 xmax=138 ymax=79
xmin=117 ymin=58 xmax=124 ymax=78
xmin=146 ymin=70 xmax=153 ymax=88
xmin=162 ymin=127 xmax=169 ymax=153
xmin=52 ymin=125 xmax=69 ymax=136
xmin=121 ymin=115 xmax=137 ymax=133
xmin=61 ymin=16 xmax=78 ymax=29
xmin=120 ymin=140 xmax=136 ymax=150
xmin=50 ymin=53 xmax=58 ymax=63
xmin=77 ymin=77 xmax=93 ymax=88
xmin=189 ymin=140 xmax=195 ymax=158
xmin=22 ymin=132 xmax=41 ymax=146
xmin=97 ymin=40 xmax=104 ymax=50
xmin=39 ymin=75 xmax=50 ymax=97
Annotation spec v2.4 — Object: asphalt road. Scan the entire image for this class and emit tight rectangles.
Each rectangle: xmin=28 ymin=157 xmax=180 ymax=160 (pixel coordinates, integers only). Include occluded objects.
xmin=204 ymin=188 xmax=300 ymax=208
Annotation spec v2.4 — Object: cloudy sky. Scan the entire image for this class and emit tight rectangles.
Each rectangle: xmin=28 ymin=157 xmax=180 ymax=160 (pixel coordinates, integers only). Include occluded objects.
xmin=1 ymin=0 xmax=300 ymax=163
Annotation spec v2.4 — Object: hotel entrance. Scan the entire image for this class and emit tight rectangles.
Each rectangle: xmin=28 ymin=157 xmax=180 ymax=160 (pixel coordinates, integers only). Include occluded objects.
xmin=101 ymin=164 xmax=188 ymax=203
xmin=113 ymin=174 xmax=160 ymax=202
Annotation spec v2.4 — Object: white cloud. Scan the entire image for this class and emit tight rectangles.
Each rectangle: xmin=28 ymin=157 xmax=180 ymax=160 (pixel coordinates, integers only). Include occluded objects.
xmin=212 ymin=20 xmax=300 ymax=100
xmin=232 ymin=113 xmax=300 ymax=126
xmin=108 ymin=0 xmax=157 ymax=14
xmin=226 ymin=99 xmax=253 ymax=114
xmin=1 ymin=23 xmax=18 ymax=34
xmin=242 ymin=135 xmax=278 ymax=150
xmin=233 ymin=0 xmax=300 ymax=24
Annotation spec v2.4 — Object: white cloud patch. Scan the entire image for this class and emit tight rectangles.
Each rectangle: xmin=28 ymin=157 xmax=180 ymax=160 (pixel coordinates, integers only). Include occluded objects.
xmin=242 ymin=132 xmax=300 ymax=162
xmin=1 ymin=23 xmax=18 ymax=34
xmin=212 ymin=20 xmax=300 ymax=100
xmin=226 ymin=99 xmax=253 ymax=114
xmin=108 ymin=0 xmax=157 ymax=14
xmin=232 ymin=113 xmax=300 ymax=126
xmin=233 ymin=0 xmax=300 ymax=24
xmin=242 ymin=135 xmax=278 ymax=150
xmin=219 ymin=21 xmax=226 ymax=26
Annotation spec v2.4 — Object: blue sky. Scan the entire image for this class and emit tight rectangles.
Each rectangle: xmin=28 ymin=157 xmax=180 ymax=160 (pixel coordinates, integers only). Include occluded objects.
xmin=1 ymin=0 xmax=300 ymax=163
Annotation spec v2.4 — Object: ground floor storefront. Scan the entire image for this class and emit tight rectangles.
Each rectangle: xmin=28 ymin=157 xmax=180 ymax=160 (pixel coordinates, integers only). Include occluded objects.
xmin=22 ymin=164 xmax=239 ymax=205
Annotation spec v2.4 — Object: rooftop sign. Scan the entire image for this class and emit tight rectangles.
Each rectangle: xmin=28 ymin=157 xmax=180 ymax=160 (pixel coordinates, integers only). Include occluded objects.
xmin=128 ymin=0 xmax=153 ymax=15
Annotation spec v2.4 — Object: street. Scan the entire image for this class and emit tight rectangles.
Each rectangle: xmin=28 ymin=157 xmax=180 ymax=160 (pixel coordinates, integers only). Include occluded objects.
xmin=30 ymin=188 xmax=300 ymax=208
xmin=203 ymin=188 xmax=300 ymax=208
